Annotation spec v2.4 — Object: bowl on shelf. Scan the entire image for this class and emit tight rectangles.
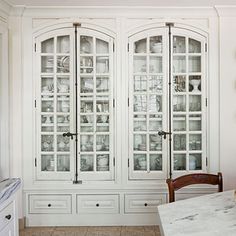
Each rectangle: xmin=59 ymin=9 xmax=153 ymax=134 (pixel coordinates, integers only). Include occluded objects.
xmin=150 ymin=135 xmax=159 ymax=142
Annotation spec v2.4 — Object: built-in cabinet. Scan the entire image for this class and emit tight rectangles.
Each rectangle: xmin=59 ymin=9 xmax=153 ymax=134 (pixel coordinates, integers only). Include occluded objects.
xmin=23 ymin=17 xmax=213 ymax=226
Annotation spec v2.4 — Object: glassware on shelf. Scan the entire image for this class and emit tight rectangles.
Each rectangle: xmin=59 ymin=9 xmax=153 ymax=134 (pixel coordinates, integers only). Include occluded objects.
xmin=189 ymin=76 xmax=201 ymax=92
xmin=189 ymin=154 xmax=202 ymax=170
xmin=149 ymin=76 xmax=162 ymax=93
xmin=134 ymin=76 xmax=147 ymax=92
xmin=81 ymin=77 xmax=93 ymax=93
xmin=96 ymin=154 xmax=109 ymax=171
xmin=189 ymin=38 xmax=201 ymax=53
xmin=134 ymin=95 xmax=147 ymax=112
xmin=149 ymin=95 xmax=161 ymax=113
xmin=43 ymin=114 xmax=53 ymax=124
xmin=134 ymin=154 xmax=147 ymax=171
xmin=57 ymin=155 xmax=70 ymax=172
xmin=80 ymin=56 xmax=93 ymax=74
xmin=173 ymin=115 xmax=186 ymax=131
xmin=80 ymin=36 xmax=93 ymax=54
xmin=150 ymin=36 xmax=162 ymax=53
xmin=189 ymin=95 xmax=201 ymax=112
xmin=134 ymin=134 xmax=146 ymax=151
xmin=149 ymin=56 xmax=162 ymax=73
xmin=173 ymin=134 xmax=186 ymax=151
xmin=41 ymin=135 xmax=54 ymax=152
xmin=133 ymin=56 xmax=147 ymax=73
xmin=41 ymin=56 xmax=54 ymax=73
xmin=57 ymin=35 xmax=70 ymax=53
xmin=96 ymin=57 xmax=109 ymax=74
xmin=189 ymin=115 xmax=201 ymax=131
xmin=134 ymin=38 xmax=147 ymax=53
xmin=96 ymin=38 xmax=109 ymax=54
xmin=96 ymin=77 xmax=109 ymax=93
xmin=174 ymin=154 xmax=186 ymax=170
xmin=173 ymin=75 xmax=186 ymax=92
xmin=173 ymin=36 xmax=186 ymax=53
xmin=80 ymin=155 xmax=94 ymax=171
xmin=57 ymin=56 xmax=70 ymax=73
xmin=173 ymin=95 xmax=186 ymax=112
xmin=41 ymin=155 xmax=54 ymax=171
xmin=150 ymin=154 xmax=162 ymax=171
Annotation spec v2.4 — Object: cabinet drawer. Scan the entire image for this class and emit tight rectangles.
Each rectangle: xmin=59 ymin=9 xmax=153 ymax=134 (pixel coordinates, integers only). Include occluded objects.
xmin=125 ymin=194 xmax=166 ymax=213
xmin=77 ymin=194 xmax=119 ymax=214
xmin=29 ymin=194 xmax=72 ymax=214
xmin=0 ymin=202 xmax=14 ymax=232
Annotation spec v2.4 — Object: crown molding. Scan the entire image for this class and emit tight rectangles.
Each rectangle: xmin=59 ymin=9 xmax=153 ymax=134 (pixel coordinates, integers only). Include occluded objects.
xmin=0 ymin=0 xmax=12 ymax=21
xmin=215 ymin=5 xmax=236 ymax=17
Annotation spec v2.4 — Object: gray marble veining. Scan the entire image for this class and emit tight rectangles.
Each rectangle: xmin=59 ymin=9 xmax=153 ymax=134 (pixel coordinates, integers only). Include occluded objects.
xmin=157 ymin=190 xmax=236 ymax=236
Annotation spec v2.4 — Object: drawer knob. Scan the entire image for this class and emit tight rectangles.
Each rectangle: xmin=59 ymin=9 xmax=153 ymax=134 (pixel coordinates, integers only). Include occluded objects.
xmin=48 ymin=204 xmax=52 ymax=207
xmin=144 ymin=203 xmax=148 ymax=207
xmin=5 ymin=214 xmax=11 ymax=220
xmin=96 ymin=203 xmax=99 ymax=207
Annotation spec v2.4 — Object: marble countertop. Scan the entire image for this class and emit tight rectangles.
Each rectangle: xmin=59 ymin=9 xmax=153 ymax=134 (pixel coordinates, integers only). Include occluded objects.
xmin=158 ymin=190 xmax=236 ymax=236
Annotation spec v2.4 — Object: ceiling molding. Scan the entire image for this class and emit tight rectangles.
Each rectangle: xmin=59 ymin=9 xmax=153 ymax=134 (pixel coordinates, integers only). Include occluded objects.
xmin=0 ymin=0 xmax=12 ymax=18
xmin=15 ymin=6 xmax=218 ymax=18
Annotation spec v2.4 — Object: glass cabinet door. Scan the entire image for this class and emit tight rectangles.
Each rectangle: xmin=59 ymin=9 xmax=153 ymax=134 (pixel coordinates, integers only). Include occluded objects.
xmin=128 ymin=28 xmax=206 ymax=180
xmin=172 ymin=31 xmax=206 ymax=176
xmin=37 ymin=31 xmax=73 ymax=180
xmin=78 ymin=31 xmax=114 ymax=181
xmin=128 ymin=30 xmax=167 ymax=179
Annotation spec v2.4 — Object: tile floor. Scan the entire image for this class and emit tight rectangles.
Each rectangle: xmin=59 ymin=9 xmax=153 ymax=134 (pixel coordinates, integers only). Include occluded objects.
xmin=20 ymin=226 xmax=161 ymax=236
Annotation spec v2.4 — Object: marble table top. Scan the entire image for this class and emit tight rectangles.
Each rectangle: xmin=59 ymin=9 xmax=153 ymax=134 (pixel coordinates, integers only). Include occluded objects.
xmin=157 ymin=190 xmax=236 ymax=236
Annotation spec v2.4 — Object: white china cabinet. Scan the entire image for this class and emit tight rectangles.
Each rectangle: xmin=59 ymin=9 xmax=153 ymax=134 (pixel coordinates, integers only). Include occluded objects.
xmin=35 ymin=27 xmax=114 ymax=181
xmin=24 ymin=18 xmax=211 ymax=226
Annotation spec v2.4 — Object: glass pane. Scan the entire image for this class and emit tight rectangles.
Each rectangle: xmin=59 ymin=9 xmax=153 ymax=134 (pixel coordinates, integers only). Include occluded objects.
xmin=96 ymin=96 xmax=109 ymax=113
xmin=96 ymin=38 xmax=109 ymax=54
xmin=134 ymin=154 xmax=147 ymax=171
xmin=173 ymin=115 xmax=186 ymax=131
xmin=174 ymin=154 xmax=186 ymax=170
xmin=57 ymin=36 xmax=70 ymax=53
xmin=80 ymin=36 xmax=93 ymax=54
xmin=134 ymin=76 xmax=147 ymax=92
xmin=134 ymin=134 xmax=146 ymax=151
xmin=81 ymin=155 xmax=94 ymax=171
xmin=57 ymin=56 xmax=69 ymax=73
xmin=189 ymin=95 xmax=201 ymax=112
xmin=81 ymin=77 xmax=93 ymax=93
xmin=173 ymin=75 xmax=186 ymax=92
xmin=57 ymin=100 xmax=70 ymax=113
xmin=80 ymin=56 xmax=93 ymax=74
xmin=189 ymin=56 xmax=201 ymax=73
xmin=57 ymin=115 xmax=69 ymax=132
xmin=149 ymin=76 xmax=163 ymax=93
xmin=150 ymin=154 xmax=162 ymax=171
xmin=189 ymin=115 xmax=202 ymax=131
xmin=96 ymin=135 xmax=109 ymax=151
xmin=80 ymin=97 xmax=93 ymax=113
xmin=96 ymin=56 xmax=109 ymax=74
xmin=173 ymin=36 xmax=186 ymax=53
xmin=41 ymin=155 xmax=54 ymax=171
xmin=41 ymin=77 xmax=54 ymax=94
xmin=173 ymin=56 xmax=186 ymax=73
xmin=189 ymin=154 xmax=202 ymax=170
xmin=173 ymin=95 xmax=186 ymax=112
xmin=96 ymin=115 xmax=109 ymax=132
xmin=189 ymin=134 xmax=202 ymax=151
xmin=149 ymin=119 xmax=162 ymax=131
xmin=80 ymin=135 xmax=94 ymax=152
xmin=96 ymin=115 xmax=109 ymax=124
xmin=150 ymin=36 xmax=162 ymax=53
xmin=42 ymin=101 xmax=54 ymax=112
xmin=189 ymin=75 xmax=201 ymax=92
xmin=149 ymin=56 xmax=162 ymax=73
xmin=41 ymin=38 xmax=54 ymax=53
xmin=57 ymin=76 xmax=70 ymax=93
xmin=149 ymin=95 xmax=162 ymax=113
xmin=41 ymin=135 xmax=54 ymax=152
xmin=96 ymin=77 xmax=109 ymax=93
xmin=96 ymin=154 xmax=109 ymax=171
xmin=41 ymin=56 xmax=54 ymax=73
xmin=189 ymin=38 xmax=201 ymax=53
xmin=173 ymin=134 xmax=186 ymax=151
xmin=134 ymin=119 xmax=146 ymax=131
xmin=57 ymin=155 xmax=70 ymax=171
xmin=134 ymin=56 xmax=146 ymax=73
xmin=134 ymin=39 xmax=147 ymax=53
xmin=41 ymin=115 xmax=54 ymax=132
xmin=80 ymin=115 xmax=93 ymax=132
xmin=134 ymin=95 xmax=147 ymax=112
xmin=57 ymin=135 xmax=70 ymax=152
xmin=149 ymin=134 xmax=162 ymax=151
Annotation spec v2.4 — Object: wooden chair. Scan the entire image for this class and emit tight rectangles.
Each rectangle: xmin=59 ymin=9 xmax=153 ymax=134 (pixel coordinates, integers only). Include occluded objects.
xmin=166 ymin=172 xmax=223 ymax=203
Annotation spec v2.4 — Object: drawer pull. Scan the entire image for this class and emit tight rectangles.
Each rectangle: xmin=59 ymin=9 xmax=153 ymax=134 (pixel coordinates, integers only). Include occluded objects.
xmin=96 ymin=203 xmax=99 ymax=207
xmin=48 ymin=204 xmax=52 ymax=207
xmin=5 ymin=214 xmax=11 ymax=220
xmin=144 ymin=203 xmax=148 ymax=207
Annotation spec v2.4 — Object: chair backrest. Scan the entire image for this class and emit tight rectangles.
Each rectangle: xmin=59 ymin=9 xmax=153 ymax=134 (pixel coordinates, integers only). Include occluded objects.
xmin=166 ymin=172 xmax=223 ymax=203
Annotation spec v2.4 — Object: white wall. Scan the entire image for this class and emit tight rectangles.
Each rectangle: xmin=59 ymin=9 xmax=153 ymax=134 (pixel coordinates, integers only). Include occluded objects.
xmin=218 ymin=8 xmax=236 ymax=190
